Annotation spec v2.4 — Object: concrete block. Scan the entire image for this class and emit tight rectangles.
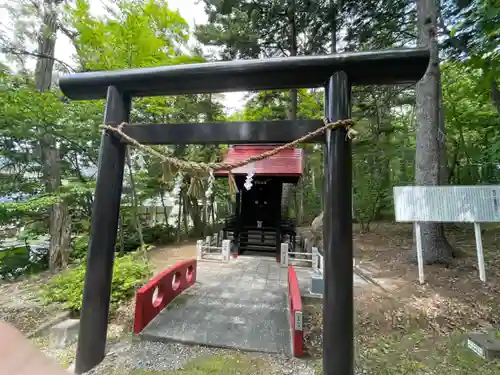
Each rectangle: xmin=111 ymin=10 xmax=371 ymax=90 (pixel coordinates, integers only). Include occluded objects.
xmin=310 ymin=273 xmax=324 ymax=296
xmin=280 ymin=243 xmax=288 ymax=267
xmin=468 ymin=331 xmax=500 ymax=360
xmin=196 ymin=239 xmax=203 ymax=260
xmin=50 ymin=319 xmax=80 ymax=348
xmin=27 ymin=311 xmax=71 ymax=338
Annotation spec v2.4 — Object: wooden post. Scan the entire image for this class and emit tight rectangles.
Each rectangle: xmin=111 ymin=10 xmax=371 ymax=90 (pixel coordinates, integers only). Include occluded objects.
xmin=323 ymin=72 xmax=353 ymax=375
xmin=74 ymin=87 xmax=130 ymax=374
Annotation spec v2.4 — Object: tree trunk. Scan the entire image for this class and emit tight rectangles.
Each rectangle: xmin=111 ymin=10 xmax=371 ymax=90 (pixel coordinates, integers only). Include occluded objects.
xmin=437 ymin=79 xmax=460 ymax=246
xmin=171 ymin=145 xmax=186 ymax=240
xmin=211 ymin=196 xmax=216 ymax=227
xmin=119 ymin=214 xmax=125 ymax=256
xmin=200 ymin=197 xmax=205 ymax=233
xmin=176 ymin=191 xmax=182 ymax=242
xmin=35 ymin=1 xmax=58 ymax=91
xmin=414 ymin=0 xmax=454 ymax=264
xmin=125 ymin=149 xmax=145 ymax=249
xmin=47 ymin=201 xmax=71 ymax=267
xmin=159 ymin=190 xmax=169 ymax=225
xmin=36 ymin=0 xmax=71 ymax=270
xmin=282 ymin=1 xmax=298 ymax=218
xmin=298 ymin=183 xmax=304 ymax=224
xmin=182 ymin=191 xmax=189 ymax=235
xmin=188 ymin=196 xmax=203 ymax=237
xmin=288 ymin=0 xmax=298 ymax=121
xmin=330 ymin=0 xmax=338 ymax=54
xmin=491 ymin=78 xmax=500 ymax=115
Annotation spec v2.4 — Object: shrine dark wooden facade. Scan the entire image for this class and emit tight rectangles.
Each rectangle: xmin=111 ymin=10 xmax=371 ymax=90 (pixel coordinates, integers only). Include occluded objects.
xmin=215 ymin=145 xmax=304 ymax=258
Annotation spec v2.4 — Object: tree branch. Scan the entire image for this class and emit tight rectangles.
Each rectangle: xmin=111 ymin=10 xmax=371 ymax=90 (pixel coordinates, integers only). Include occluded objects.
xmin=55 ymin=133 xmax=98 ymax=166
xmin=57 ymin=22 xmax=77 ymax=40
xmin=438 ymin=16 xmax=468 ymax=53
xmin=99 ymin=0 xmax=120 ymax=18
xmin=1 ymin=46 xmax=75 ymax=72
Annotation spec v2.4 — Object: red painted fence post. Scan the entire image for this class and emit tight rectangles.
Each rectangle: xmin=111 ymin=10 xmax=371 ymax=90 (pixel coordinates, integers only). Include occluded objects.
xmin=288 ymin=266 xmax=304 ymax=357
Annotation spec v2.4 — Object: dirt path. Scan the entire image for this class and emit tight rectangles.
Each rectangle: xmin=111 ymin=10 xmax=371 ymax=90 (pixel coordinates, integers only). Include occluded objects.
xmin=0 ymin=272 xmax=63 ymax=334
xmin=147 ymin=241 xmax=198 ymax=274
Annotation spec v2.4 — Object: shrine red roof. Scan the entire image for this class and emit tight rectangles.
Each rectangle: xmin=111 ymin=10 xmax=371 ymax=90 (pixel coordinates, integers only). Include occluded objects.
xmin=214 ymin=145 xmax=303 ymax=177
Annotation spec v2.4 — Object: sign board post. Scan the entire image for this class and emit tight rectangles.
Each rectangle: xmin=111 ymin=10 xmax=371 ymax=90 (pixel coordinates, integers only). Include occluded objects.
xmin=473 ymin=223 xmax=486 ymax=282
xmin=414 ymin=222 xmax=425 ymax=284
xmin=394 ymin=185 xmax=500 ymax=284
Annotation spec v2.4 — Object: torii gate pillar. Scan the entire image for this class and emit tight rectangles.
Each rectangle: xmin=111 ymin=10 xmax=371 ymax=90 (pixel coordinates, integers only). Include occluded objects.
xmin=74 ymin=86 xmax=130 ymax=374
xmin=323 ymin=71 xmax=353 ymax=375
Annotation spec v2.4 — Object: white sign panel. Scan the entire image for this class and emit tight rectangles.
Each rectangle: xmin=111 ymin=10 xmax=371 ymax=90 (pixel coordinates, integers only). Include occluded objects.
xmin=467 ymin=338 xmax=485 ymax=359
xmin=394 ymin=185 xmax=500 ymax=223
xmin=294 ymin=311 xmax=303 ymax=331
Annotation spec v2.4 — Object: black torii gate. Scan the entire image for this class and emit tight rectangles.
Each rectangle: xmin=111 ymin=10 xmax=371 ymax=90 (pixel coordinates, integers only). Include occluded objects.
xmin=59 ymin=48 xmax=429 ymax=375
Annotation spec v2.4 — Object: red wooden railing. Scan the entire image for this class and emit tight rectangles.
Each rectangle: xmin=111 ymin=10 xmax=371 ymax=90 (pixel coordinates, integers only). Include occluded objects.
xmin=133 ymin=259 xmax=197 ymax=333
xmin=288 ymin=266 xmax=304 ymax=357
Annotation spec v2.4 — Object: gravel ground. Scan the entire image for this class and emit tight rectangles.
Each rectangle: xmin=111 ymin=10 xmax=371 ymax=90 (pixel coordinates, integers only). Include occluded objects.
xmin=84 ymin=339 xmax=319 ymax=375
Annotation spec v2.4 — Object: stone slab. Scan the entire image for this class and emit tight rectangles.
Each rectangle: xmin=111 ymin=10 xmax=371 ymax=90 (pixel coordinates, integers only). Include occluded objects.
xmin=27 ymin=311 xmax=71 ymax=338
xmin=306 ymin=271 xmax=368 ymax=297
xmin=50 ymin=319 xmax=80 ymax=348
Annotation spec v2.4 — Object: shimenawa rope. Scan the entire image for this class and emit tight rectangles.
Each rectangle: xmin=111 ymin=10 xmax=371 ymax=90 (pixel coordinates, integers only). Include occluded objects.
xmin=99 ymin=118 xmax=356 ymax=196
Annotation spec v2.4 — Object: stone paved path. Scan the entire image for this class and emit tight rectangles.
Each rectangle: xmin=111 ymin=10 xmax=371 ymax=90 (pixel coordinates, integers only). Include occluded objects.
xmin=141 ymin=256 xmax=292 ymax=355
xmin=141 ymin=254 xmax=369 ymax=355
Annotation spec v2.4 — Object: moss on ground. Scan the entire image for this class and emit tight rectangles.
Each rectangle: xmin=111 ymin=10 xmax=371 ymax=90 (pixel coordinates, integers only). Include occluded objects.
xmin=111 ymin=353 xmax=271 ymax=375
xmin=31 ymin=336 xmax=76 ymax=370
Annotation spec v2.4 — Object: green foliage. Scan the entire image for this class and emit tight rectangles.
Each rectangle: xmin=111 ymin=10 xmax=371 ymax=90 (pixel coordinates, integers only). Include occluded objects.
xmin=66 ymin=0 xmax=194 ymax=70
xmin=196 ymin=0 xmax=332 ymax=59
xmin=118 ymin=223 xmax=177 ymax=253
xmin=71 ymin=235 xmax=89 ymax=261
xmin=72 ymin=223 xmax=176 ymax=261
xmin=42 ymin=253 xmax=151 ymax=313
xmin=441 ymin=61 xmax=500 ymax=184
xmin=0 ymin=245 xmax=49 ymax=280
xmin=1 ymin=0 xmax=229 ymax=279
xmin=1 ymin=226 xmax=50 ymax=280
xmin=0 ymin=246 xmax=30 ymax=278
xmin=142 ymin=224 xmax=176 ymax=245
xmin=353 ymin=151 xmax=387 ymax=231
xmin=1 ymin=0 xmax=499 ymax=277
xmin=241 ymin=89 xmax=322 ymax=121
xmin=0 ymin=194 xmax=57 ymax=220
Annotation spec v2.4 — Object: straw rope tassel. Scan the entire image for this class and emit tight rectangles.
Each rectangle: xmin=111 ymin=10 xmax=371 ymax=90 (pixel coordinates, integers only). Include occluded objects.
xmin=99 ymin=118 xmax=356 ymax=197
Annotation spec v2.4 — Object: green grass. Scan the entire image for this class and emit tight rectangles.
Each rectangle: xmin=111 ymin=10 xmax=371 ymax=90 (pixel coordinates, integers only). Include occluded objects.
xmin=309 ymin=331 xmax=500 ymax=375
xmin=32 ymin=336 xmax=76 ymax=369
xmin=353 ymin=330 xmax=500 ymax=375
